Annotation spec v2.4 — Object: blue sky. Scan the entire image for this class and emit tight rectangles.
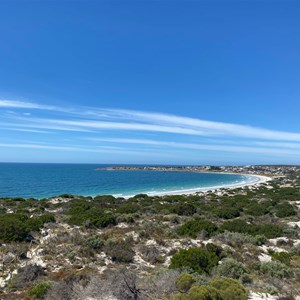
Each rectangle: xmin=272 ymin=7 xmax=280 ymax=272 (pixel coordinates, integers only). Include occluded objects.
xmin=0 ymin=0 xmax=300 ymax=165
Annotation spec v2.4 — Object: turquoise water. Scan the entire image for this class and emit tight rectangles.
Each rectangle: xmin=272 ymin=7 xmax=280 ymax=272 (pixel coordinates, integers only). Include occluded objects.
xmin=0 ymin=163 xmax=258 ymax=199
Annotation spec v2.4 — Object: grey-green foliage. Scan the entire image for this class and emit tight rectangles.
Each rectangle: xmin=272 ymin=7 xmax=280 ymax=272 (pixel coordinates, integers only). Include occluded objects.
xmin=215 ymin=231 xmax=266 ymax=246
xmin=215 ymin=258 xmax=248 ymax=281
xmin=87 ymin=235 xmax=104 ymax=250
xmin=290 ymin=243 xmax=300 ymax=256
xmin=104 ymin=237 xmax=135 ymax=263
xmin=259 ymin=261 xmax=292 ymax=278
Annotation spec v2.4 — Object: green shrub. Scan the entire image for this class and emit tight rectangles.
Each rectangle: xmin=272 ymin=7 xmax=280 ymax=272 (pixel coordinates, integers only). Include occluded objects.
xmin=28 ymin=281 xmax=53 ymax=299
xmin=205 ymin=243 xmax=223 ymax=258
xmin=170 ymin=248 xmax=219 ymax=274
xmin=275 ymin=202 xmax=296 ymax=218
xmin=264 ymin=285 xmax=279 ymax=295
xmin=219 ymin=220 xmax=249 ymax=234
xmin=58 ymin=194 xmax=74 ymax=198
xmin=116 ymin=213 xmax=135 ymax=224
xmin=132 ymin=193 xmax=149 ymax=199
xmin=0 ymin=214 xmax=29 ymax=242
xmin=176 ymin=273 xmax=196 ymax=292
xmin=172 ymin=203 xmax=197 ymax=216
xmin=255 ymin=223 xmax=283 ymax=239
xmin=26 ymin=214 xmax=55 ymax=232
xmin=209 ymin=278 xmax=247 ymax=300
xmin=67 ymin=251 xmax=76 ymax=261
xmin=214 ymin=206 xmax=240 ymax=219
xmin=244 ymin=201 xmax=270 ymax=216
xmin=94 ymin=195 xmax=116 ymax=202
xmin=177 ymin=219 xmax=218 ymax=238
xmin=86 ymin=235 xmax=104 ymax=250
xmin=116 ymin=203 xmax=139 ymax=214
xmin=219 ymin=220 xmax=283 ymax=239
xmin=272 ymin=252 xmax=292 ymax=266
xmin=68 ymin=211 xmax=116 ymax=228
xmin=91 ymin=214 xmax=117 ymax=228
xmin=175 ymin=285 xmax=222 ymax=300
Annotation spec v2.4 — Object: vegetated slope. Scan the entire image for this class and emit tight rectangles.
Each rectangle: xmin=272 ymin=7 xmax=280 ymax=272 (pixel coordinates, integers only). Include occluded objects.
xmin=0 ymin=166 xmax=300 ymax=299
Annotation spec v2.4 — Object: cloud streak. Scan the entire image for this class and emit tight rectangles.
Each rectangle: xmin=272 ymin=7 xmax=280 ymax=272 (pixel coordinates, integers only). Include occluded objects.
xmin=86 ymin=137 xmax=300 ymax=156
xmin=2 ymin=99 xmax=300 ymax=142
xmin=0 ymin=100 xmax=59 ymax=111
xmin=1 ymin=99 xmax=300 ymax=162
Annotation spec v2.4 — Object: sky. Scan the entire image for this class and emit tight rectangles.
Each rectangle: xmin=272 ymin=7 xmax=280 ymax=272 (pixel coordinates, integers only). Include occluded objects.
xmin=0 ymin=0 xmax=300 ymax=165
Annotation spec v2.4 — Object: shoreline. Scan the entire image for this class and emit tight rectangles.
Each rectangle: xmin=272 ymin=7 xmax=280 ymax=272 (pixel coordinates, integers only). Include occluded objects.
xmin=0 ymin=168 xmax=272 ymax=200
xmin=112 ymin=173 xmax=272 ymax=199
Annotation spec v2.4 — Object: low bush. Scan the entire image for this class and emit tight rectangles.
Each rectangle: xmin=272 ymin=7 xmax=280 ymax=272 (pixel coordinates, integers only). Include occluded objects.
xmin=275 ymin=202 xmax=296 ymax=218
xmin=215 ymin=258 xmax=248 ymax=280
xmin=139 ymin=245 xmax=164 ymax=264
xmin=93 ymin=195 xmax=116 ymax=202
xmin=26 ymin=214 xmax=55 ymax=232
xmin=205 ymin=243 xmax=224 ymax=258
xmin=68 ymin=211 xmax=116 ymax=228
xmin=172 ymin=203 xmax=197 ymax=216
xmin=11 ymin=264 xmax=45 ymax=289
xmin=259 ymin=261 xmax=292 ymax=278
xmin=175 ymin=285 xmax=222 ymax=300
xmin=116 ymin=203 xmax=139 ymax=214
xmin=104 ymin=238 xmax=135 ymax=263
xmin=174 ymin=278 xmax=247 ymax=300
xmin=28 ymin=281 xmax=53 ymax=299
xmin=290 ymin=243 xmax=300 ymax=256
xmin=214 ymin=206 xmax=240 ymax=219
xmin=116 ymin=213 xmax=135 ymax=223
xmin=271 ymin=252 xmax=292 ymax=266
xmin=209 ymin=278 xmax=247 ymax=300
xmin=169 ymin=247 xmax=219 ymax=274
xmin=176 ymin=273 xmax=196 ymax=292
xmin=86 ymin=235 xmax=104 ymax=250
xmin=91 ymin=214 xmax=117 ymax=228
xmin=0 ymin=214 xmax=30 ymax=242
xmin=177 ymin=218 xmax=218 ymax=238
xmin=219 ymin=220 xmax=283 ymax=239
xmin=244 ymin=201 xmax=271 ymax=216
xmin=215 ymin=231 xmax=266 ymax=246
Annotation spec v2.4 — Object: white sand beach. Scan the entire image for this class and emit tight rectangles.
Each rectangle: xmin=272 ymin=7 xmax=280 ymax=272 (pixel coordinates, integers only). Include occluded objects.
xmin=120 ymin=173 xmax=272 ymax=198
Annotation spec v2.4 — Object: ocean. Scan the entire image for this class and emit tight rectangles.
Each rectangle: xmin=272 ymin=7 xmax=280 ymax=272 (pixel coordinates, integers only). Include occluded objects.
xmin=0 ymin=163 xmax=258 ymax=199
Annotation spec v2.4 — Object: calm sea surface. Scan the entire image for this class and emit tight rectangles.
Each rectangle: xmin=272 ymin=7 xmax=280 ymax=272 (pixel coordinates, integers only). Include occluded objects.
xmin=0 ymin=163 xmax=257 ymax=199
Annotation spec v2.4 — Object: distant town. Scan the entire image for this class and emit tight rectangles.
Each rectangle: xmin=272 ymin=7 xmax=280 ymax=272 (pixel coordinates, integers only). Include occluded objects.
xmin=100 ymin=164 xmax=300 ymax=177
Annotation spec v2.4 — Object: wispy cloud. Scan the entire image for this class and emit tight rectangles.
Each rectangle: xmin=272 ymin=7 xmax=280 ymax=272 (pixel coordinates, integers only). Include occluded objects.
xmin=1 ymin=99 xmax=300 ymax=163
xmin=86 ymin=137 xmax=300 ymax=156
xmin=0 ymin=127 xmax=52 ymax=134
xmin=2 ymin=99 xmax=300 ymax=142
xmin=0 ymin=142 xmax=167 ymax=157
xmin=0 ymin=100 xmax=58 ymax=110
xmin=93 ymin=108 xmax=300 ymax=142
